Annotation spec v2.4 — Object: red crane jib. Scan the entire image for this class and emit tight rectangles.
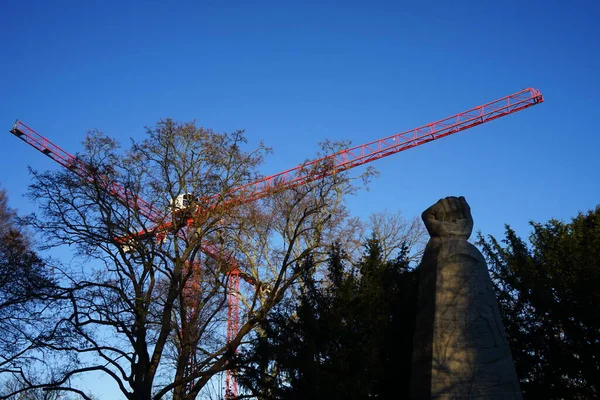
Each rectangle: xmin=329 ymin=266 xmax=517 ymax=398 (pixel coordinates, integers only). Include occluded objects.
xmin=139 ymin=87 xmax=545 ymax=238
xmin=11 ymin=88 xmax=543 ymax=241
xmin=220 ymin=87 xmax=543 ymax=206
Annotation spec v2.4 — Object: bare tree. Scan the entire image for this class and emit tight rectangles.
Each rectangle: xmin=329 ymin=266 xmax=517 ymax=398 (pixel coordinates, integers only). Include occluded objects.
xmin=324 ymin=209 xmax=426 ymax=268
xmin=364 ymin=210 xmax=426 ymax=265
xmin=0 ymin=375 xmax=83 ymax=400
xmin=6 ymin=120 xmax=364 ymax=400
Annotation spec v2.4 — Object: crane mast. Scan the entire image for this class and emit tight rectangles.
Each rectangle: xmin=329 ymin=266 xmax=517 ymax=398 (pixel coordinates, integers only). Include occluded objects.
xmin=9 ymin=87 xmax=544 ymax=399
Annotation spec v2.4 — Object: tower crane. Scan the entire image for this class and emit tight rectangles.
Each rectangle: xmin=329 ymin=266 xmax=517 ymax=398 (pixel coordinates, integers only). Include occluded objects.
xmin=10 ymin=87 xmax=544 ymax=399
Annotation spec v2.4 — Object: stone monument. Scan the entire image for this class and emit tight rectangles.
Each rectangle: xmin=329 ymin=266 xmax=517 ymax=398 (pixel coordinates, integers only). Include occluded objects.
xmin=410 ymin=196 xmax=522 ymax=399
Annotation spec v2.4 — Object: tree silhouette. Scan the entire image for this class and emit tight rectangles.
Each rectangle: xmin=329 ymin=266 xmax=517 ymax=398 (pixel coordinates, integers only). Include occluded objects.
xmin=478 ymin=207 xmax=600 ymax=399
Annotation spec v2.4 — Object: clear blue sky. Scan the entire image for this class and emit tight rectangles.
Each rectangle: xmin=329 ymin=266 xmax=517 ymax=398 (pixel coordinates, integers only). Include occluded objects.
xmin=1 ymin=0 xmax=599 ymax=396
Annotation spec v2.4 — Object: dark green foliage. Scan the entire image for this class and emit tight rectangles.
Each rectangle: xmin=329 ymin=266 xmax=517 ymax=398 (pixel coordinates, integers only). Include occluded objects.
xmin=0 ymin=186 xmax=55 ymax=390
xmin=238 ymin=238 xmax=419 ymax=399
xmin=478 ymin=207 xmax=600 ymax=399
xmin=0 ymin=187 xmax=53 ymax=317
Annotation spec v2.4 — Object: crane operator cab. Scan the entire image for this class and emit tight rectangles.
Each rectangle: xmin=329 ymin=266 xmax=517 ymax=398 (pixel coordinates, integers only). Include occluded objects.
xmin=170 ymin=193 xmax=201 ymax=226
xmin=119 ymin=194 xmax=199 ymax=255
xmin=170 ymin=193 xmax=200 ymax=212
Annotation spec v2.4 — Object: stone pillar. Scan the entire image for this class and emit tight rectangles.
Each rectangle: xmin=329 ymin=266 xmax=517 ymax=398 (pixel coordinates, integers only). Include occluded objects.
xmin=410 ymin=196 xmax=521 ymax=400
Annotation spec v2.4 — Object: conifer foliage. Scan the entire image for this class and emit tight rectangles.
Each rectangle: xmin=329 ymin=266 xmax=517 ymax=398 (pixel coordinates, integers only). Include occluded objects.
xmin=238 ymin=238 xmax=419 ymax=399
xmin=478 ymin=207 xmax=600 ymax=399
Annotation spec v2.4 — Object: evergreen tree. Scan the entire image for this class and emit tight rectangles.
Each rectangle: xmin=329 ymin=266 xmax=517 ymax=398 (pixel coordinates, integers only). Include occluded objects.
xmin=0 ymin=186 xmax=53 ymax=316
xmin=0 ymin=185 xmax=55 ymax=394
xmin=478 ymin=207 xmax=600 ymax=399
xmin=238 ymin=238 xmax=419 ymax=399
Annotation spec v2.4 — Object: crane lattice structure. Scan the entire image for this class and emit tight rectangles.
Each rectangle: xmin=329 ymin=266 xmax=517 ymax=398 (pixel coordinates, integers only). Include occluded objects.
xmin=10 ymin=87 xmax=543 ymax=399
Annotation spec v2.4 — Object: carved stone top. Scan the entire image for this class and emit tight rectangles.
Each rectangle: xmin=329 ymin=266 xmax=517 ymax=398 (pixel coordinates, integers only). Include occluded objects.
xmin=421 ymin=196 xmax=473 ymax=240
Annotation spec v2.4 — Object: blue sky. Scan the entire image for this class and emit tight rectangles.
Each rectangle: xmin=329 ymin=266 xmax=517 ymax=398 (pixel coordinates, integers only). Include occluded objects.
xmin=1 ymin=0 xmax=599 ymax=396
xmin=2 ymin=0 xmax=599 ymax=239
